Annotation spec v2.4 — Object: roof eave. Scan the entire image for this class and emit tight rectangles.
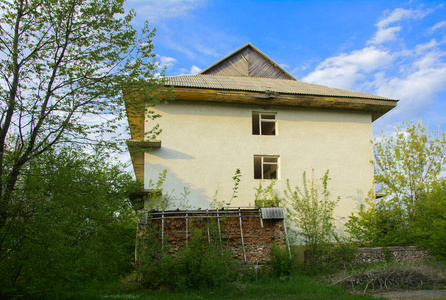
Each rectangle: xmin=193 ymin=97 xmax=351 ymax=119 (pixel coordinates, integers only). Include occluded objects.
xmin=160 ymin=87 xmax=397 ymax=122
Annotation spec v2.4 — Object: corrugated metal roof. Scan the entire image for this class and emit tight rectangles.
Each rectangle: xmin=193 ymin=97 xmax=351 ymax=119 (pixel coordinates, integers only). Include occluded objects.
xmin=260 ymin=207 xmax=285 ymax=219
xmin=164 ymin=74 xmax=396 ymax=101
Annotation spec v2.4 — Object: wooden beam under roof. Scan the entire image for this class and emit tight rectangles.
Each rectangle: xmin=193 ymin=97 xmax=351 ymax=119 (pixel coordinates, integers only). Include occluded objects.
xmin=163 ymin=87 xmax=397 ymax=122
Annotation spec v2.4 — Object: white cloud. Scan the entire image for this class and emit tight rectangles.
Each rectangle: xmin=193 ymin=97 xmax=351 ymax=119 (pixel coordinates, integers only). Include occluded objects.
xmin=190 ymin=65 xmax=201 ymax=74
xmin=429 ymin=21 xmax=446 ymax=33
xmin=177 ymin=65 xmax=202 ymax=75
xmin=369 ymin=26 xmax=402 ymax=44
xmin=369 ymin=7 xmax=430 ymax=45
xmin=376 ymin=50 xmax=446 ymax=105
xmin=302 ymin=47 xmax=394 ymax=89
xmin=376 ymin=8 xmax=424 ymax=28
xmin=159 ymin=56 xmax=177 ymax=68
xmin=303 ymin=5 xmax=446 ymax=134
xmin=414 ymin=39 xmax=441 ymax=53
xmin=126 ymin=0 xmax=207 ymax=23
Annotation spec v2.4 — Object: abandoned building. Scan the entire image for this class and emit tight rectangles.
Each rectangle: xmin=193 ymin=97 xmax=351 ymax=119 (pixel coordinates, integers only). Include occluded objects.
xmin=126 ymin=43 xmax=397 ymax=262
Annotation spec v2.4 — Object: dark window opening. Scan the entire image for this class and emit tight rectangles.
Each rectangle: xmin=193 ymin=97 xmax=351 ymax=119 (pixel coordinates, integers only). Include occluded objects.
xmin=252 ymin=113 xmax=276 ymax=135
xmin=254 ymin=155 xmax=278 ymax=179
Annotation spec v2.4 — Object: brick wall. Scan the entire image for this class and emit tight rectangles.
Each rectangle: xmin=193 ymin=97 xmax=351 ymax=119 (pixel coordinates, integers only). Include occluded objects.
xmin=136 ymin=208 xmax=286 ymax=264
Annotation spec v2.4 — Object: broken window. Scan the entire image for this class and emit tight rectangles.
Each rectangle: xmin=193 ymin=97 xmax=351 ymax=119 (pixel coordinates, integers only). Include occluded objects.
xmin=252 ymin=112 xmax=276 ymax=135
xmin=254 ymin=155 xmax=278 ymax=179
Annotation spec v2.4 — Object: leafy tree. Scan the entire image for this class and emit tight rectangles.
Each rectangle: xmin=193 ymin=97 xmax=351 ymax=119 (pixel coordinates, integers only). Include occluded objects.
xmin=0 ymin=0 xmax=169 ymax=252
xmin=347 ymin=121 xmax=446 ymax=246
xmin=374 ymin=121 xmax=446 ymax=222
xmin=0 ymin=147 xmax=141 ymax=297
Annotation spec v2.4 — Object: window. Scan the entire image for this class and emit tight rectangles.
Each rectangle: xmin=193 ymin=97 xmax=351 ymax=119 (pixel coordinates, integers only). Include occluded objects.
xmin=254 ymin=155 xmax=278 ymax=179
xmin=252 ymin=112 xmax=276 ymax=135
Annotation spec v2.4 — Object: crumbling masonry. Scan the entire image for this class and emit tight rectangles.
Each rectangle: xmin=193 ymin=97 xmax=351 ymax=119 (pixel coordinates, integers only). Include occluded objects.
xmin=136 ymin=207 xmax=287 ymax=264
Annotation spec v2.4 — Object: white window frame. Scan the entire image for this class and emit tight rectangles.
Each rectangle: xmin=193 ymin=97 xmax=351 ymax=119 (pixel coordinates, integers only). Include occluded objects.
xmin=252 ymin=112 xmax=277 ymax=135
xmin=254 ymin=155 xmax=279 ymax=180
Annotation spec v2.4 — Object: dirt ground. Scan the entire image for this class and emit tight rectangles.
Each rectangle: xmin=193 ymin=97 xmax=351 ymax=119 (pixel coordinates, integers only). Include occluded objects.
xmin=371 ymin=289 xmax=446 ymax=299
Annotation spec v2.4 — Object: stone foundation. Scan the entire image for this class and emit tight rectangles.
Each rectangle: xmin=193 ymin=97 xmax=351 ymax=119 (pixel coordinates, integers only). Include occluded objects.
xmin=355 ymin=246 xmax=431 ymax=265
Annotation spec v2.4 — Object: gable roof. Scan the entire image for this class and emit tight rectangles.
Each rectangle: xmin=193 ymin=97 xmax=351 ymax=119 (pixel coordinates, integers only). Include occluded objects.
xmin=199 ymin=43 xmax=296 ymax=80
xmin=158 ymin=43 xmax=397 ymax=122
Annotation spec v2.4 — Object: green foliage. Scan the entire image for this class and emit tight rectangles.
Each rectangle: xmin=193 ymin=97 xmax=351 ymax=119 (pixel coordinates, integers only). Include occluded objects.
xmin=269 ymin=243 xmax=298 ymax=278
xmin=283 ymin=170 xmax=350 ymax=274
xmin=71 ymin=274 xmax=382 ymax=299
xmin=177 ymin=229 xmax=236 ymax=289
xmin=211 ymin=168 xmax=242 ymax=208
xmin=227 ymin=168 xmax=242 ymax=206
xmin=345 ymin=190 xmax=382 ymax=246
xmin=210 ymin=189 xmax=223 ymax=209
xmin=284 ymin=170 xmax=340 ymax=253
xmin=383 ymin=247 xmax=393 ymax=263
xmin=0 ymin=147 xmax=141 ymax=298
xmin=348 ymin=121 xmax=446 ymax=248
xmin=136 ymin=227 xmax=237 ymax=291
xmin=414 ymin=179 xmax=446 ymax=259
xmin=374 ymin=121 xmax=446 ymax=223
xmin=254 ymin=180 xmax=281 ymax=207
xmin=145 ymin=169 xmax=170 ymax=210
xmin=0 ymin=1 xmax=171 ymax=291
xmin=345 ymin=190 xmax=414 ymax=246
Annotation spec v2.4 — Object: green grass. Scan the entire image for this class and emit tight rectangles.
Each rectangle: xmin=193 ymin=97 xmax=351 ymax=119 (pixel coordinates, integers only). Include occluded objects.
xmin=73 ymin=275 xmax=385 ymax=300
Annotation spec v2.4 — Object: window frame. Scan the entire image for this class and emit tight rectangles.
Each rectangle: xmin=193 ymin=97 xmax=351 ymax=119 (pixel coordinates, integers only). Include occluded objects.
xmin=252 ymin=112 xmax=277 ymax=136
xmin=254 ymin=155 xmax=279 ymax=180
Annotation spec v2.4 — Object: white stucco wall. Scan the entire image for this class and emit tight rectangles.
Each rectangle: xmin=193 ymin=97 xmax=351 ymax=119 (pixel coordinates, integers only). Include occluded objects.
xmin=144 ymin=101 xmax=374 ymax=224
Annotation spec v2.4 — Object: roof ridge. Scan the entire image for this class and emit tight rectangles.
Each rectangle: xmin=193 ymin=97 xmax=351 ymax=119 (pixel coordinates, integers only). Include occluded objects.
xmin=167 ymin=73 xmax=298 ymax=81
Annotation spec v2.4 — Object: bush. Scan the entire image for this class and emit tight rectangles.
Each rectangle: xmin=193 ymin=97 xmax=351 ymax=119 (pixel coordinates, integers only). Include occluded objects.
xmin=303 ymin=244 xmax=357 ymax=275
xmin=414 ymin=180 xmax=446 ymax=260
xmin=269 ymin=243 xmax=298 ymax=278
xmin=136 ymin=227 xmax=237 ymax=290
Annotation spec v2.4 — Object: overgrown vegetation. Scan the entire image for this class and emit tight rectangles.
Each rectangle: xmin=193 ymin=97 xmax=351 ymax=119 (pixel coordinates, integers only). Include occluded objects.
xmin=284 ymin=170 xmax=340 ymax=250
xmin=0 ymin=148 xmax=141 ymax=298
xmin=75 ymin=274 xmax=384 ymax=299
xmin=211 ymin=168 xmax=242 ymax=209
xmin=254 ymin=180 xmax=281 ymax=207
xmin=283 ymin=169 xmax=351 ymax=274
xmin=6 ymin=0 xmax=444 ymax=298
xmin=346 ymin=121 xmax=446 ymax=261
xmin=136 ymin=225 xmax=237 ymax=291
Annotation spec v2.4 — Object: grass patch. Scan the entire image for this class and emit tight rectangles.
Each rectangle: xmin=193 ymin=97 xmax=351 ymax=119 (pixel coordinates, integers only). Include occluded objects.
xmin=72 ymin=275 xmax=384 ymax=300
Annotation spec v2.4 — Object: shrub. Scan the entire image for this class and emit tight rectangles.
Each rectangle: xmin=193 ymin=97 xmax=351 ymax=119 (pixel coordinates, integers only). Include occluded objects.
xmin=284 ymin=169 xmax=343 ymax=273
xmin=414 ymin=179 xmax=446 ymax=260
xmin=136 ymin=226 xmax=237 ymax=290
xmin=269 ymin=243 xmax=297 ymax=278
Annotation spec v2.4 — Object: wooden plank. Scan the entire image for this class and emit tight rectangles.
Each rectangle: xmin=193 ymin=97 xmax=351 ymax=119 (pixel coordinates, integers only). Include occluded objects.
xmin=162 ymin=88 xmax=397 ymax=121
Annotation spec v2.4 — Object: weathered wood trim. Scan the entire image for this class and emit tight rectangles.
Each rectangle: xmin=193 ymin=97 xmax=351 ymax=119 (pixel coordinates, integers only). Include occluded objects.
xmin=200 ymin=43 xmax=296 ymax=80
xmin=163 ymin=88 xmax=397 ymax=121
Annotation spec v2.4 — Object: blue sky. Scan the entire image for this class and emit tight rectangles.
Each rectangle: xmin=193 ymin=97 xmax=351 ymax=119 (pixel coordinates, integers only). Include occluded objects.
xmin=123 ymin=0 xmax=446 ymax=136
